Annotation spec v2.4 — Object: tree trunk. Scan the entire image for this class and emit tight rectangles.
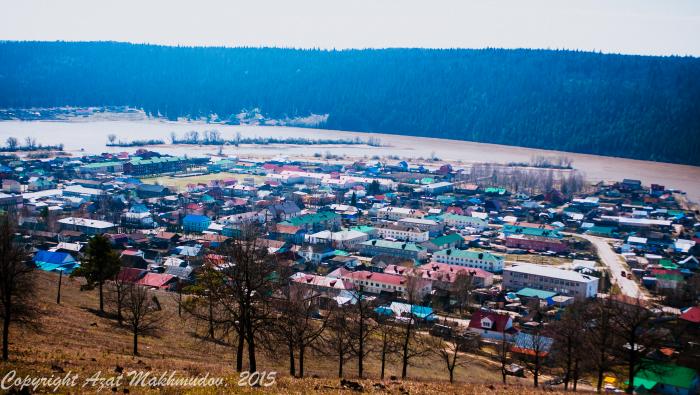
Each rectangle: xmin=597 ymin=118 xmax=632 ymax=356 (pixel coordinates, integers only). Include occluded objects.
xmin=2 ymin=306 xmax=10 ymax=361
xmin=564 ymin=343 xmax=572 ymax=390
xmin=338 ymin=349 xmax=344 ymax=378
xmin=449 ymin=367 xmax=454 ymax=384
xmin=358 ymin=319 xmax=364 ymax=378
xmin=99 ymin=280 xmax=104 ymax=314
xmin=132 ymin=330 xmax=138 ymax=355
xmin=380 ymin=345 xmax=387 ymax=380
xmin=236 ymin=333 xmax=244 ymax=372
xmin=116 ymin=287 xmax=122 ymax=325
xmin=596 ymin=360 xmax=605 ymax=392
xmin=288 ymin=340 xmax=296 ymax=376
xmin=573 ymin=358 xmax=580 ymax=392
xmin=247 ymin=330 xmax=256 ymax=373
xmin=534 ymin=359 xmax=539 ymax=387
xmin=298 ymin=344 xmax=305 ymax=378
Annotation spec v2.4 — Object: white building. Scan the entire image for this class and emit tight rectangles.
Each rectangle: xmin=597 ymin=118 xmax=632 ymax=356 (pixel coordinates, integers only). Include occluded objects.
xmin=377 ymin=206 xmax=425 ymax=221
xmin=442 ymin=213 xmax=488 ymax=230
xmin=433 ymin=249 xmax=505 ymax=272
xmin=375 ymin=223 xmax=429 ymax=242
xmin=502 ymin=264 xmax=599 ymax=299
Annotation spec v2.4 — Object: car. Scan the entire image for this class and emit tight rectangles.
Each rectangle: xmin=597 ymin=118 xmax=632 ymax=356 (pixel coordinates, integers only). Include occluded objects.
xmin=620 ymin=271 xmax=626 ymax=278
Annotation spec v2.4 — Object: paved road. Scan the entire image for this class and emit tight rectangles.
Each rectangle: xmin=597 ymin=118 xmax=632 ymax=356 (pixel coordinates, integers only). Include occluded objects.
xmin=571 ymin=233 xmax=648 ymax=300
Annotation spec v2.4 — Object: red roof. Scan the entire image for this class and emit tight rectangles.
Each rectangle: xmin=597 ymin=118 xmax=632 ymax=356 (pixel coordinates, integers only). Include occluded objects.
xmin=117 ymin=267 xmax=147 ymax=283
xmin=468 ymin=310 xmax=511 ymax=332
xmin=137 ymin=273 xmax=176 ymax=288
xmin=680 ymin=306 xmax=700 ymax=324
xmin=344 ymin=270 xmax=407 ymax=286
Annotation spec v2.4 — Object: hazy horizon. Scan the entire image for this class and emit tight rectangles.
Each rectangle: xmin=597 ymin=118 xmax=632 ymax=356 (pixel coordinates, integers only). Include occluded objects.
xmin=2 ymin=0 xmax=699 ymax=56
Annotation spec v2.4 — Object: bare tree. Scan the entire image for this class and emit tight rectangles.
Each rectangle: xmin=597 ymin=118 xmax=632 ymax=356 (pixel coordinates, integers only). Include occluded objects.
xmin=399 ymin=275 xmax=428 ymax=379
xmin=498 ymin=329 xmax=511 ymax=384
xmin=610 ymin=297 xmax=668 ymax=394
xmin=194 ymin=229 xmax=280 ymax=372
xmin=551 ymin=300 xmax=588 ymax=391
xmin=5 ymin=137 xmax=18 ymax=151
xmin=516 ymin=323 xmax=551 ymax=387
xmin=375 ymin=314 xmax=402 ymax=380
xmin=322 ymin=304 xmax=354 ymax=378
xmin=426 ymin=333 xmax=468 ymax=383
xmin=586 ymin=297 xmax=619 ymax=392
xmin=123 ymin=283 xmax=162 ymax=355
xmin=106 ymin=270 xmax=129 ymax=325
xmin=453 ymin=270 xmax=476 ymax=316
xmin=0 ymin=217 xmax=35 ymax=361
xmin=107 ymin=134 xmax=117 ymax=144
xmin=273 ymin=285 xmax=327 ymax=377
xmin=348 ymin=285 xmax=375 ymax=378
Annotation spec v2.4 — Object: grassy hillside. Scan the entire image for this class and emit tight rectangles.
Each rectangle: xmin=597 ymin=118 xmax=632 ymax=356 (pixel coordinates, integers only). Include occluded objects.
xmin=0 ymin=271 xmax=572 ymax=394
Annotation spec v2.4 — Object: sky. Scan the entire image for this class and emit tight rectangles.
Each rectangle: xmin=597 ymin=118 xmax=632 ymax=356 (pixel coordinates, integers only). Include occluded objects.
xmin=1 ymin=0 xmax=699 ymax=56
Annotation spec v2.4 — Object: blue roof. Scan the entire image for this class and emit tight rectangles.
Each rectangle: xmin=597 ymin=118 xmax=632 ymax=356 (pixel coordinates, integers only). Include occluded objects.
xmin=34 ymin=250 xmax=75 ymax=265
xmin=513 ymin=332 xmax=554 ymax=353
xmin=183 ymin=214 xmax=211 ymax=223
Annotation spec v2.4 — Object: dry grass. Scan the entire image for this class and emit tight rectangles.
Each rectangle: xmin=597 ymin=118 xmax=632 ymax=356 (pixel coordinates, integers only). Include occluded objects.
xmin=141 ymin=172 xmax=265 ymax=191
xmin=0 ymin=271 xmax=569 ymax=394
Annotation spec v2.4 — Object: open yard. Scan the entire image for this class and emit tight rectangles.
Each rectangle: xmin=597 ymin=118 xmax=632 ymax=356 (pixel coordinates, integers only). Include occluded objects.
xmin=140 ymin=172 xmax=266 ymax=191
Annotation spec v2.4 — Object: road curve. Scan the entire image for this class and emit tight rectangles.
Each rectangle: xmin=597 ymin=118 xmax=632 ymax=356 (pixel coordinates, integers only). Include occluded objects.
xmin=569 ymin=233 xmax=648 ymax=300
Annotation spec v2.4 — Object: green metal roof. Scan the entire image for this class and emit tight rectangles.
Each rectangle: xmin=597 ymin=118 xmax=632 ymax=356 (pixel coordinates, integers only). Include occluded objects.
xmin=428 ymin=233 xmax=463 ymax=246
xmin=516 ymin=288 xmax=557 ymax=299
xmin=80 ymin=161 xmax=123 ymax=169
xmin=281 ymin=211 xmax=340 ymax=226
xmin=633 ymin=362 xmax=698 ymax=389
xmin=129 ymin=156 xmax=186 ymax=165
xmin=434 ymin=248 xmax=503 ymax=262
xmin=502 ymin=224 xmax=562 ymax=239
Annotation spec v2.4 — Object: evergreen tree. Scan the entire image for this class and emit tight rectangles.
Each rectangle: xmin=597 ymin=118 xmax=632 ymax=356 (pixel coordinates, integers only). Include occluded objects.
xmin=72 ymin=234 xmax=121 ymax=314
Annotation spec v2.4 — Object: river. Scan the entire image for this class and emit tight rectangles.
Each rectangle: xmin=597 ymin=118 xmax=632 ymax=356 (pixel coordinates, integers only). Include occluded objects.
xmin=1 ymin=118 xmax=698 ymax=202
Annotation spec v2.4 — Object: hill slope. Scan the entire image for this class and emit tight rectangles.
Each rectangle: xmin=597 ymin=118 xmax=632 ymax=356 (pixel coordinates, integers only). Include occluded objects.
xmin=0 ymin=271 xmax=566 ymax=394
xmin=1 ymin=42 xmax=699 ymax=165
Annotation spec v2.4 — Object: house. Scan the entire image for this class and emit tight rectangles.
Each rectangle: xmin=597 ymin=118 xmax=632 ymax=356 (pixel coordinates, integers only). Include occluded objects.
xmin=377 ymin=206 xmax=425 ymax=221
xmin=421 ymin=233 xmax=464 ymax=252
xmin=124 ymin=156 xmax=188 ymax=176
xmin=631 ymin=363 xmax=698 ymax=395
xmin=79 ymin=161 xmax=124 ymax=175
xmin=33 ymin=250 xmax=80 ymax=273
xmin=57 ymin=217 xmax=117 ymax=235
xmin=137 ymin=273 xmax=178 ymax=289
xmin=375 ymin=302 xmax=436 ymax=321
xmin=270 ymin=224 xmax=306 ymax=244
xmin=2 ymin=179 xmax=21 ymax=193
xmin=442 ymin=213 xmax=488 ymax=231
xmin=375 ymin=223 xmax=429 ymax=242
xmin=263 ymin=201 xmax=301 ymax=221
xmin=467 ymin=309 xmax=516 ymax=341
xmin=411 ymin=262 xmax=494 ymax=289
xmin=280 ymin=211 xmax=342 ymax=232
xmin=397 ymin=217 xmax=444 ymax=236
xmin=359 ymin=239 xmax=428 ymax=261
xmin=502 ymin=264 xmax=599 ymax=300
xmin=341 ymin=270 xmax=432 ymax=300
xmin=121 ymin=204 xmax=155 ymax=228
xmin=136 ymin=184 xmax=171 ymax=198
xmin=511 ymin=332 xmax=554 ymax=358
xmin=433 ymin=249 xmax=504 ymax=272
xmin=290 ymin=273 xmax=354 ymax=297
xmin=298 ymin=244 xmax=336 ymax=264
xmin=182 ymin=214 xmax=212 ymax=233
xmin=505 ymin=234 xmax=568 ymax=253
xmin=306 ymin=229 xmax=369 ymax=251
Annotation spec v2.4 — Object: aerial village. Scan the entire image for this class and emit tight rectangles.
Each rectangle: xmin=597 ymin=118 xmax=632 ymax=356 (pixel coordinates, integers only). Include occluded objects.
xmin=1 ymin=147 xmax=699 ymax=393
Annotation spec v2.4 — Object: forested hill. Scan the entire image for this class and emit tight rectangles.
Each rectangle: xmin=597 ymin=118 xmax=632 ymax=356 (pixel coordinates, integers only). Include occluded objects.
xmin=1 ymin=41 xmax=699 ymax=165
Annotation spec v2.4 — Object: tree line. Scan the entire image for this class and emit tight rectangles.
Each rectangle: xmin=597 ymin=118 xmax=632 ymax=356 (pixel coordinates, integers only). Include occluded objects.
xmin=1 ymin=42 xmax=699 ymax=165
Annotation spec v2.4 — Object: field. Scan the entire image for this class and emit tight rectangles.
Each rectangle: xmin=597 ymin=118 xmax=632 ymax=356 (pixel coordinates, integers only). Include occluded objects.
xmin=0 ymin=271 xmax=571 ymax=394
xmin=140 ymin=172 xmax=266 ymax=191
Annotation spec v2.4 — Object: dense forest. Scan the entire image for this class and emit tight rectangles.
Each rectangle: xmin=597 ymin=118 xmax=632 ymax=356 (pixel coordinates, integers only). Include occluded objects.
xmin=1 ymin=41 xmax=699 ymax=165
